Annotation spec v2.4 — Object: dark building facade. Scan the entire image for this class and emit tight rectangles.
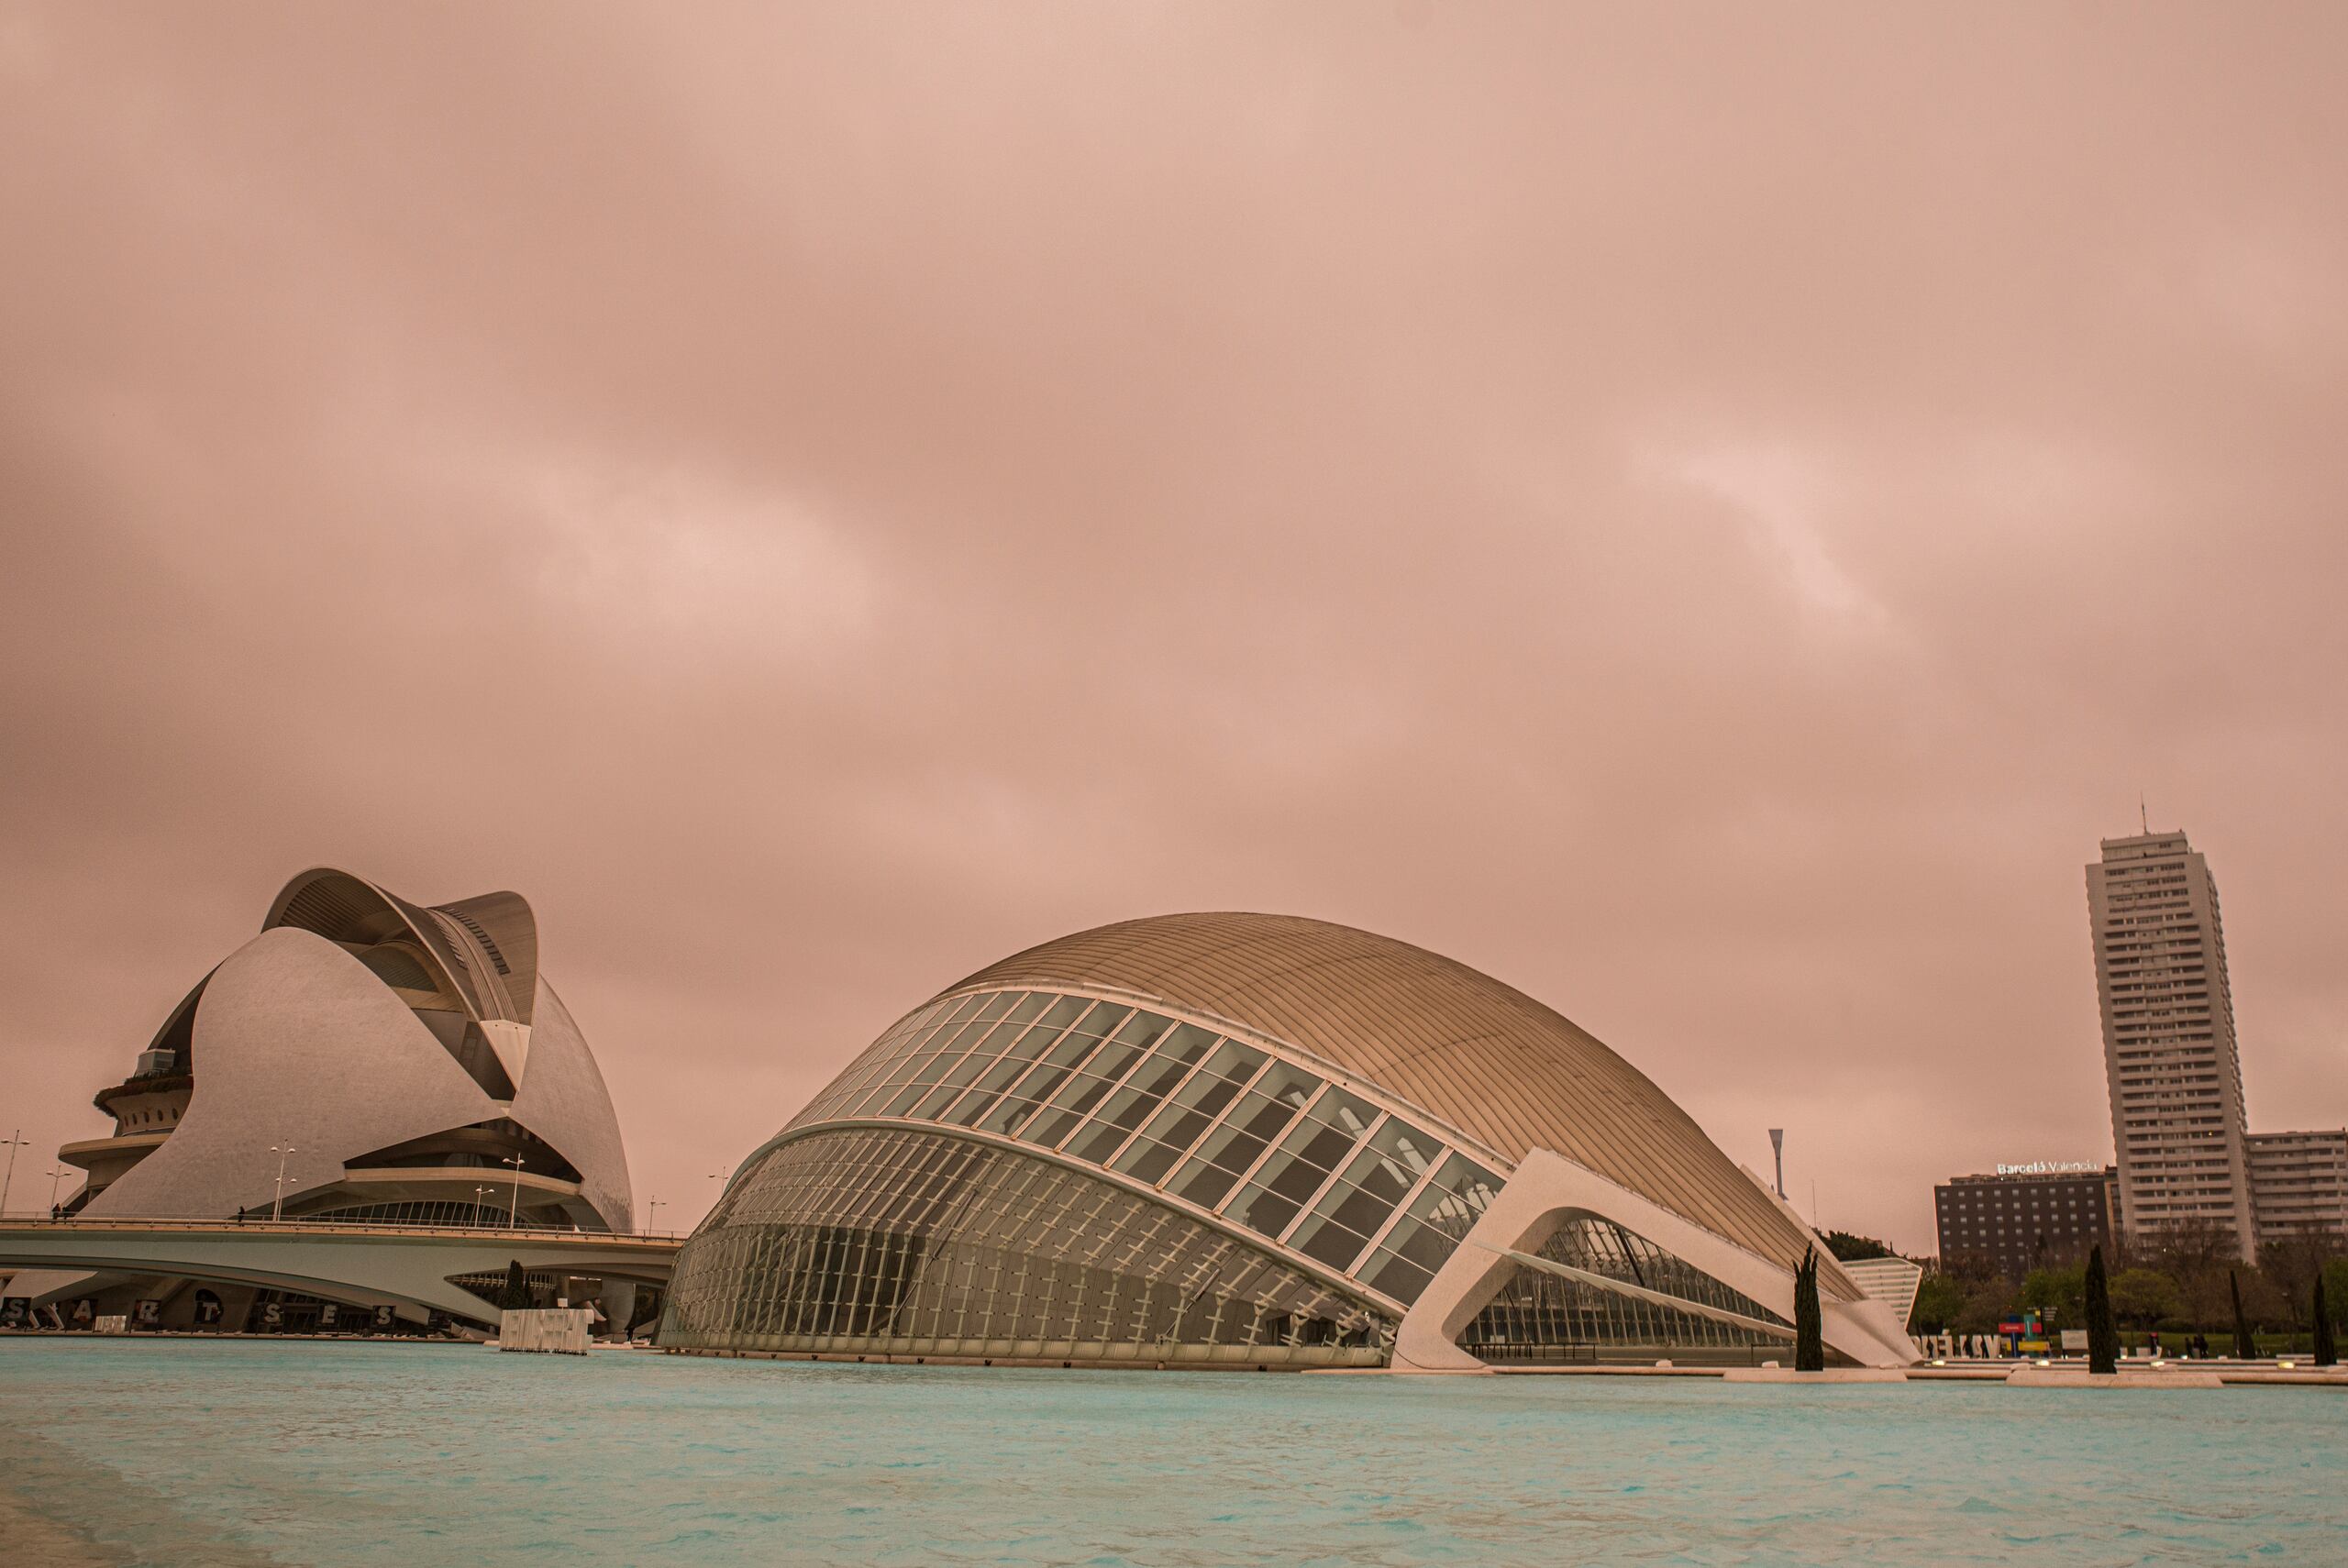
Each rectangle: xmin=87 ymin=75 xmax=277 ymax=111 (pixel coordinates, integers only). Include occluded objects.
xmin=1934 ymin=1165 xmax=2120 ymax=1278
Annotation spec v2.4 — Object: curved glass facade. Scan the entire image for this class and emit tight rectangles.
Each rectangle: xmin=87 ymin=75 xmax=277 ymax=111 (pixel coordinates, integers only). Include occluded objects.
xmin=663 ymin=1127 xmax=1389 ymax=1365
xmin=770 ymin=988 xmax=1502 ymax=1309
xmin=672 ymin=999 xmax=1813 ymax=1366
xmin=1458 ymin=1213 xmax=1792 ymax=1364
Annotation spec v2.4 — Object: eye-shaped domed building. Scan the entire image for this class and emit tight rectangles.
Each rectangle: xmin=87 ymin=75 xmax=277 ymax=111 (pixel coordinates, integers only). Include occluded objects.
xmin=662 ymin=913 xmax=1912 ymax=1369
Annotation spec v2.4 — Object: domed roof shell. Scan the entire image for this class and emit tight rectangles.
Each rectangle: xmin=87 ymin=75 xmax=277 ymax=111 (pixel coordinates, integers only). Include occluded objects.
xmin=940 ymin=911 xmax=1815 ymax=1279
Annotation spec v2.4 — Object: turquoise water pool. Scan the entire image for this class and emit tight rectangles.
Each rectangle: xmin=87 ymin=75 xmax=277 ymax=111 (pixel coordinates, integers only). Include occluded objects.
xmin=2 ymin=1342 xmax=2342 ymax=1565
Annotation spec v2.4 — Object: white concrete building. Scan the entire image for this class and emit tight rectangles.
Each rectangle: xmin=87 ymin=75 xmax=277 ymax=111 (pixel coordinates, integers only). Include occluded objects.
xmin=15 ymin=867 xmax=635 ymax=1331
xmin=664 ymin=912 xmax=1912 ymax=1369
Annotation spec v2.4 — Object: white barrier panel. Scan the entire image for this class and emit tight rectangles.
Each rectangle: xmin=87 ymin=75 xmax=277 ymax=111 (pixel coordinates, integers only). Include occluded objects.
xmin=95 ymin=1315 xmax=129 ymax=1335
xmin=498 ymin=1308 xmax=591 ymax=1355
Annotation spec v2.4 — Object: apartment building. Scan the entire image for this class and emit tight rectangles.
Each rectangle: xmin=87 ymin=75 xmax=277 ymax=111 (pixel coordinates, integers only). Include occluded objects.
xmin=2246 ymin=1129 xmax=2348 ymax=1244
xmin=2087 ymin=830 xmax=2257 ymax=1259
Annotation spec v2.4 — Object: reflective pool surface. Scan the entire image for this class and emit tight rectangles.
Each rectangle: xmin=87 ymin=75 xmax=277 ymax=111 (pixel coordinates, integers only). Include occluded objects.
xmin=3 ymin=1342 xmax=2342 ymax=1566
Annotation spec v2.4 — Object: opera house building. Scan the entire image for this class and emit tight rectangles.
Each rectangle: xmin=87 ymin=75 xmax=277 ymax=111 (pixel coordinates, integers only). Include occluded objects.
xmin=12 ymin=867 xmax=637 ymax=1331
xmin=663 ymin=913 xmax=1913 ymax=1370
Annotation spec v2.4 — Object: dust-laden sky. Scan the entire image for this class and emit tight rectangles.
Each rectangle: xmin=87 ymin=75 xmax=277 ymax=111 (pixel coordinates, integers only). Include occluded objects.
xmin=4 ymin=5 xmax=2344 ymax=1252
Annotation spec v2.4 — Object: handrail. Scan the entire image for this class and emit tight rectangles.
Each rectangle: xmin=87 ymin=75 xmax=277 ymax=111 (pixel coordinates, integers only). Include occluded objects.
xmin=0 ymin=1215 xmax=687 ymax=1243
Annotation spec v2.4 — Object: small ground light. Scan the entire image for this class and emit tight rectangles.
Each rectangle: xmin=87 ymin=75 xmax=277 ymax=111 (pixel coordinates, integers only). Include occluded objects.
xmin=2035 ymin=1359 xmax=2052 ymax=1367
xmin=1929 ymin=1359 xmax=1946 ymax=1366
xmin=2150 ymin=1359 xmax=2167 ymax=1368
xmin=2277 ymin=1359 xmax=2296 ymax=1369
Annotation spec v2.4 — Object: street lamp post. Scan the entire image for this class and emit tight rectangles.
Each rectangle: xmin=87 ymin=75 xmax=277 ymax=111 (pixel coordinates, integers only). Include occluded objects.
xmin=0 ymin=1129 xmax=28 ymax=1217
xmin=46 ymin=1165 xmax=70 ymax=1216
xmin=645 ymin=1198 xmax=665 ymax=1233
xmin=474 ymin=1185 xmax=497 ymax=1226
xmin=269 ymin=1143 xmax=298 ymax=1221
xmin=502 ymin=1154 xmax=525 ymax=1228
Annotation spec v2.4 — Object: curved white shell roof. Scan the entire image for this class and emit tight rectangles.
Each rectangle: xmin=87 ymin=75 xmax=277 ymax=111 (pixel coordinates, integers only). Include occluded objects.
xmin=84 ymin=867 xmax=632 ymax=1231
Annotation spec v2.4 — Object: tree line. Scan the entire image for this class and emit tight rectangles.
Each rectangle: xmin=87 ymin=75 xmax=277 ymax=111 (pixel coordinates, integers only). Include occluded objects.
xmin=1826 ymin=1225 xmax=2348 ymax=1349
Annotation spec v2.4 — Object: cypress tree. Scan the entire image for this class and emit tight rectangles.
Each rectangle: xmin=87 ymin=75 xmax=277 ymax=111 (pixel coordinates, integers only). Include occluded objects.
xmin=2229 ymin=1269 xmax=2254 ymax=1361
xmin=2084 ymin=1243 xmax=2119 ymax=1375
xmin=1794 ymin=1246 xmax=1825 ymax=1372
xmin=2312 ymin=1274 xmax=2336 ymax=1368
xmin=501 ymin=1259 xmax=532 ymax=1312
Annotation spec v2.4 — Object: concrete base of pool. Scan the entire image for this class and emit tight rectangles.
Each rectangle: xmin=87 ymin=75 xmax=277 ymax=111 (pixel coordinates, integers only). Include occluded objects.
xmin=650 ymin=1343 xmax=2348 ymax=1386
xmin=1722 ymin=1365 xmax=1910 ymax=1383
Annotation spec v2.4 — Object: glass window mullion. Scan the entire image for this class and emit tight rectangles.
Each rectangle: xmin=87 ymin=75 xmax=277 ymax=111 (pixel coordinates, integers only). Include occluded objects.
xmin=827 ymin=1018 xmax=944 ymax=1118
xmin=959 ymin=999 xmax=1112 ymax=1123
xmin=1040 ymin=1020 xmax=1164 ymax=1152
xmin=1147 ymin=1050 xmax=1277 ymax=1187
xmin=976 ymin=1004 xmax=1113 ymax=1126
xmin=1355 ymin=1145 xmax=1448 ymax=1261
xmin=905 ymin=1002 xmax=1033 ymax=1095
xmin=926 ymin=1009 xmax=1078 ymax=1123
xmin=1275 ymin=1110 xmax=1390 ymax=1249
xmin=1213 ymin=1077 xmax=1332 ymax=1209
xmin=1088 ymin=1040 xmax=1225 ymax=1173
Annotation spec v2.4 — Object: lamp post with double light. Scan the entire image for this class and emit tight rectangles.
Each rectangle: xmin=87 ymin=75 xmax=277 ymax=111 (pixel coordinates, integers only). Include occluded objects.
xmin=46 ymin=1165 xmax=71 ymax=1217
xmin=502 ymin=1154 xmax=525 ymax=1228
xmin=0 ymin=1129 xmax=28 ymax=1216
xmin=269 ymin=1143 xmax=298 ymax=1221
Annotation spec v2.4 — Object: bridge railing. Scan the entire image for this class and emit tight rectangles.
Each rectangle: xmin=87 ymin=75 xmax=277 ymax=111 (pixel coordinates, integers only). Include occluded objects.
xmin=0 ymin=1214 xmax=687 ymax=1243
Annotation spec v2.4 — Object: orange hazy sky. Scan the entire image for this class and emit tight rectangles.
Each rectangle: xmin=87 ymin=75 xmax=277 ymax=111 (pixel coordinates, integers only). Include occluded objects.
xmin=4 ymin=4 xmax=2345 ymax=1251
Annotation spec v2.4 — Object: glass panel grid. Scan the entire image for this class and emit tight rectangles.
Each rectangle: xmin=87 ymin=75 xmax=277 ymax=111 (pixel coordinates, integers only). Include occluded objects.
xmin=1225 ymin=1089 xmax=1379 ymax=1242
xmin=962 ymin=1010 xmax=1130 ymax=1135
xmin=1458 ymin=1213 xmax=1787 ymax=1361
xmin=792 ymin=1001 xmax=950 ymax=1125
xmin=661 ymin=1125 xmax=1390 ymax=1364
xmin=1361 ymin=1153 xmax=1502 ymax=1303
xmin=835 ymin=1014 xmax=969 ymax=1120
xmin=784 ymin=987 xmax=1496 ymax=1308
xmin=1283 ymin=1115 xmax=1438 ymax=1274
xmin=1012 ymin=1034 xmax=1155 ymax=1147
xmin=1164 ymin=1065 xmax=1324 ymax=1210
xmin=876 ymin=996 xmax=1029 ymax=1105
xmin=1112 ymin=1041 xmax=1270 ymax=1188
xmin=923 ymin=1012 xmax=1078 ymax=1124
xmin=1062 ymin=1023 xmax=1220 ymax=1169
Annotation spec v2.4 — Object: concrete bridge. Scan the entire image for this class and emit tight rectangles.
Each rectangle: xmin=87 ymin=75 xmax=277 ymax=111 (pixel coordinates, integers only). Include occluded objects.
xmin=0 ymin=1217 xmax=681 ymax=1326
